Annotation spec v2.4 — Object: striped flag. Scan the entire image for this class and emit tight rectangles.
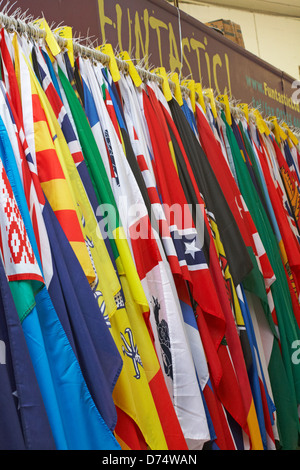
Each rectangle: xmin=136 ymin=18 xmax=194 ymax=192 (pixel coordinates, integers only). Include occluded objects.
xmin=142 ymin=84 xmax=255 ymax=449
xmin=23 ymin=42 xmax=125 ymax=432
xmin=271 ymin=136 xmax=300 ymax=244
xmin=31 ymin=44 xmax=122 ymax=324
xmin=101 ymin=68 xmax=213 ymax=450
xmin=14 ymin=37 xmax=95 ymax=285
xmin=1 ymin=76 xmax=123 ymax=435
xmin=0 ymin=250 xmax=56 ymax=450
xmin=241 ymin=124 xmax=300 ymax=328
xmin=223 ymin=112 xmax=300 ymax=449
xmin=256 ymin=133 xmax=300 ymax=305
xmin=80 ymin=58 xmax=194 ymax=450
xmin=117 ymin=73 xmax=229 ymax=449
xmin=57 ymin=58 xmax=173 ymax=450
xmin=1 ymin=32 xmax=122 ymax=450
xmin=194 ymin=103 xmax=280 ymax=447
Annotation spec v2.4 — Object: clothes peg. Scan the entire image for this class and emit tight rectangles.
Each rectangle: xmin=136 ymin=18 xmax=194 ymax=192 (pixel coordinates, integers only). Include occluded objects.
xmin=152 ymin=67 xmax=172 ymax=102
xmin=170 ymin=72 xmax=183 ymax=106
xmin=216 ymin=94 xmax=232 ymax=125
xmin=194 ymin=82 xmax=206 ymax=113
xmin=118 ymin=51 xmax=142 ymax=88
xmin=203 ymin=88 xmax=217 ymax=119
xmin=55 ymin=26 xmax=74 ymax=67
xmin=97 ymin=43 xmax=120 ymax=82
xmin=181 ymin=79 xmax=196 ymax=112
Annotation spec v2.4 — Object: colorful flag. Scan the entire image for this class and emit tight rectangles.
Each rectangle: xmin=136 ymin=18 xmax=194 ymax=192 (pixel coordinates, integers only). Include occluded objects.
xmin=240 ymin=124 xmax=300 ymax=327
xmin=0 ymin=175 xmax=55 ymax=450
xmin=272 ymin=136 xmax=300 ymax=240
xmin=163 ymin=96 xmax=267 ymax=450
xmin=41 ymin=195 xmax=123 ymax=433
xmin=223 ymin=113 xmax=300 ymax=449
xmin=142 ymin=84 xmax=256 ymax=448
xmin=118 ymin=75 xmax=238 ymax=449
xmin=57 ymin=59 xmax=173 ymax=450
xmin=0 ymin=33 xmax=125 ymax=450
xmin=12 ymin=41 xmax=123 ymax=433
xmin=97 ymin=68 xmax=211 ymax=450
xmin=31 ymin=43 xmax=122 ymax=323
xmin=15 ymin=38 xmax=95 ymax=285
xmin=170 ymin=98 xmax=253 ymax=286
xmin=0 ymin=100 xmax=123 ymax=450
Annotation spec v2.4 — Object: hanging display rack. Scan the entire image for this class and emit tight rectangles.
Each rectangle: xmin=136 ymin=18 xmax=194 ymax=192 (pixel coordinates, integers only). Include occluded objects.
xmin=0 ymin=8 xmax=202 ymax=101
xmin=0 ymin=7 xmax=299 ymax=139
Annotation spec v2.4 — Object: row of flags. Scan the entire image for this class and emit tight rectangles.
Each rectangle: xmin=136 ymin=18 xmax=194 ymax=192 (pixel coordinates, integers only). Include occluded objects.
xmin=1 ymin=16 xmax=300 ymax=450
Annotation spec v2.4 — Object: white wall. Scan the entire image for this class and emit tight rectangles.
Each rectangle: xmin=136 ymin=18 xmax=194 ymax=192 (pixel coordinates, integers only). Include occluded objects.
xmin=179 ymin=1 xmax=300 ymax=79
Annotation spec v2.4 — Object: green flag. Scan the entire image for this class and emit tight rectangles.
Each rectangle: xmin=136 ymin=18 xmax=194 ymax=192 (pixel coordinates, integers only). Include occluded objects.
xmin=223 ymin=112 xmax=300 ymax=449
xmin=57 ymin=64 xmax=181 ymax=451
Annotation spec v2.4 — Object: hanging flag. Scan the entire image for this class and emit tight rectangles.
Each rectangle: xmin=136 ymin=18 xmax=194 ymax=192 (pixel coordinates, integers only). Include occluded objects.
xmin=257 ymin=134 xmax=300 ymax=303
xmin=0 ymin=106 xmax=69 ymax=449
xmin=96 ymin=68 xmax=210 ymax=450
xmin=234 ymin=118 xmax=300 ymax=350
xmin=34 ymin=46 xmax=85 ymax=166
xmin=35 ymin=45 xmax=122 ymax=310
xmin=15 ymin=38 xmax=95 ymax=285
xmin=41 ymin=195 xmax=123 ymax=434
xmin=272 ymin=137 xmax=300 ymax=237
xmin=282 ymin=138 xmax=300 ymax=187
xmin=0 ymin=29 xmax=23 ymax=125
xmin=222 ymin=112 xmax=300 ymax=450
xmin=57 ymin=59 xmax=172 ymax=451
xmin=0 ymin=181 xmax=55 ymax=450
xmin=169 ymin=98 xmax=253 ymax=287
xmin=30 ymin=42 xmax=123 ymax=325
xmin=0 ymin=33 xmax=125 ymax=450
xmin=239 ymin=123 xmax=300 ymax=328
xmin=160 ymin=95 xmax=266 ymax=450
xmin=237 ymin=285 xmax=277 ymax=450
xmin=143 ymin=84 xmax=256 ymax=449
xmin=118 ymin=74 xmax=239 ymax=450
xmin=4 ymin=40 xmax=124 ymax=434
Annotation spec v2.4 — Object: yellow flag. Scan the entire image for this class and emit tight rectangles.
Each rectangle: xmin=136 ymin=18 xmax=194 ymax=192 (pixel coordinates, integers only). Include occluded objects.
xmin=23 ymin=50 xmax=122 ymax=315
xmin=209 ymin=215 xmax=264 ymax=450
xmin=111 ymin=274 xmax=168 ymax=450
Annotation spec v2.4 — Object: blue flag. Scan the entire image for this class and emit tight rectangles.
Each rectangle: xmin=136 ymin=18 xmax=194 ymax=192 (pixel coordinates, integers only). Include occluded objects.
xmin=0 ymin=108 xmax=121 ymax=450
xmin=0 ymin=257 xmax=56 ymax=450
xmin=43 ymin=196 xmax=122 ymax=432
xmin=238 ymin=285 xmax=276 ymax=450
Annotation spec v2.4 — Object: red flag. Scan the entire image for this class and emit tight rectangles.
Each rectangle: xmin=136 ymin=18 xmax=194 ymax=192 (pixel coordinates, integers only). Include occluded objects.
xmin=102 ymin=84 xmax=189 ymax=450
xmin=195 ymin=105 xmax=278 ymax=316
xmin=256 ymin=135 xmax=300 ymax=328
xmin=0 ymin=29 xmax=23 ymax=124
xmin=143 ymin=86 xmax=252 ymax=447
xmin=271 ymin=137 xmax=300 ymax=234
